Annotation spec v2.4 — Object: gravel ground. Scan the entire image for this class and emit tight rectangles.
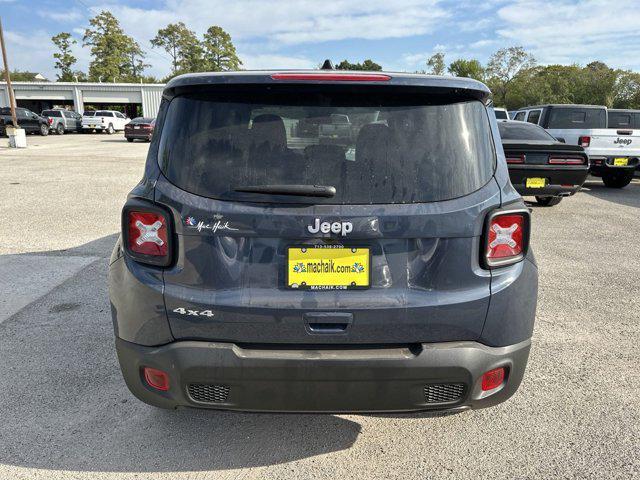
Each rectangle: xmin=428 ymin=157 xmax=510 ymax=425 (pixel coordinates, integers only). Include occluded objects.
xmin=0 ymin=134 xmax=638 ymax=479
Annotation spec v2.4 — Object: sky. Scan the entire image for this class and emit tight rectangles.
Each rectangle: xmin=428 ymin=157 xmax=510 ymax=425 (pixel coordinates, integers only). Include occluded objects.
xmin=2 ymin=0 xmax=640 ymax=81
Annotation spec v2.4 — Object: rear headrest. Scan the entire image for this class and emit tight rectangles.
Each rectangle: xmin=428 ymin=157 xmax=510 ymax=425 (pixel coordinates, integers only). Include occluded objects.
xmin=355 ymin=123 xmax=392 ymax=163
xmin=250 ymin=114 xmax=287 ymax=150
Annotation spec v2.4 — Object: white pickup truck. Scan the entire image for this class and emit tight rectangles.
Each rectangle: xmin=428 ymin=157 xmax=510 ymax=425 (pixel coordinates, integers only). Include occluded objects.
xmin=81 ymin=110 xmax=130 ymax=134
xmin=513 ymin=104 xmax=640 ymax=188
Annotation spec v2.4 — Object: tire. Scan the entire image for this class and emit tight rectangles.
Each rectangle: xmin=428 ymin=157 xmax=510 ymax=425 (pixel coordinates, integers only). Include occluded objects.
xmin=127 ymin=138 xmax=134 ymax=142
xmin=107 ymin=124 xmax=115 ymax=135
xmin=40 ymin=124 xmax=49 ymax=136
xmin=535 ymin=196 xmax=562 ymax=207
xmin=56 ymin=123 xmax=64 ymax=135
xmin=602 ymin=171 xmax=633 ymax=188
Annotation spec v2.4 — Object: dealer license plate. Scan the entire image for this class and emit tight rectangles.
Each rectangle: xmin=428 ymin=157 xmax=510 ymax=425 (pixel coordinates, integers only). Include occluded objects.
xmin=613 ymin=157 xmax=628 ymax=166
xmin=287 ymin=246 xmax=370 ymax=290
xmin=526 ymin=177 xmax=546 ymax=188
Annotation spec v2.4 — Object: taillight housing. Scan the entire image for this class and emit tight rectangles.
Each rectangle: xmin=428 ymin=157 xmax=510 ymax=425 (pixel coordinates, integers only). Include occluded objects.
xmin=548 ymin=156 xmax=586 ymax=165
xmin=578 ymin=136 xmax=590 ymax=147
xmin=483 ymin=209 xmax=530 ymax=268
xmin=122 ymin=202 xmax=173 ymax=267
xmin=48 ymin=117 xmax=53 ymax=125
xmin=505 ymin=154 xmax=525 ymax=164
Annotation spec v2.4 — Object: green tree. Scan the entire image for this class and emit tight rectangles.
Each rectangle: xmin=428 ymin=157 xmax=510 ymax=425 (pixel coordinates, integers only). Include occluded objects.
xmin=123 ymin=40 xmax=150 ymax=81
xmin=83 ymin=11 xmax=140 ymax=82
xmin=426 ymin=52 xmax=446 ymax=75
xmin=0 ymin=70 xmax=47 ymax=81
xmin=51 ymin=32 xmax=77 ymax=82
xmin=335 ymin=59 xmax=382 ymax=71
xmin=574 ymin=61 xmax=617 ymax=107
xmin=448 ymin=58 xmax=484 ymax=81
xmin=486 ymin=46 xmax=536 ymax=106
xmin=613 ymin=70 xmax=640 ymax=108
xmin=202 ymin=26 xmax=242 ymax=71
xmin=151 ymin=22 xmax=204 ymax=76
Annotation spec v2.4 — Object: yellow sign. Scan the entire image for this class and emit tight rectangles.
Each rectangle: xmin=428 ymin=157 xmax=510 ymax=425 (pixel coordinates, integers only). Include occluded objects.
xmin=287 ymin=247 xmax=370 ymax=290
xmin=613 ymin=157 xmax=628 ymax=166
xmin=526 ymin=177 xmax=546 ymax=188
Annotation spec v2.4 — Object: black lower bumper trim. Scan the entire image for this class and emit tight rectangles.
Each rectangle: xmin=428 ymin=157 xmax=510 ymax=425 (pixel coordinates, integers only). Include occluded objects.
xmin=508 ymin=166 xmax=588 ymax=197
xmin=115 ymin=337 xmax=532 ymax=413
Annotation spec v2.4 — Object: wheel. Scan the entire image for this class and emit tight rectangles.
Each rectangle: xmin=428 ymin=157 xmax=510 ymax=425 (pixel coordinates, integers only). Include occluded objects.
xmin=40 ymin=124 xmax=49 ymax=136
xmin=602 ymin=171 xmax=633 ymax=188
xmin=106 ymin=124 xmax=115 ymax=134
xmin=56 ymin=123 xmax=64 ymax=135
xmin=535 ymin=196 xmax=562 ymax=207
xmin=127 ymin=138 xmax=134 ymax=142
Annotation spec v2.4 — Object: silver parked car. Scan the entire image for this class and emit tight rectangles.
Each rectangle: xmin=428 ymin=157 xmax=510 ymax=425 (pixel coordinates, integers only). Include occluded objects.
xmin=41 ymin=109 xmax=82 ymax=134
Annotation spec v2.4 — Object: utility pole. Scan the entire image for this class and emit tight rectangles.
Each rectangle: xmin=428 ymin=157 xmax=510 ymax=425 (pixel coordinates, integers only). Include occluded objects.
xmin=0 ymin=17 xmax=18 ymax=128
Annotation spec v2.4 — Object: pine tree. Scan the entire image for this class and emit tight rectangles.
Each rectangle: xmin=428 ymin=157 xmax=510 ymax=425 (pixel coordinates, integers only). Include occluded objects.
xmin=51 ymin=32 xmax=77 ymax=82
xmin=202 ymin=26 xmax=242 ymax=71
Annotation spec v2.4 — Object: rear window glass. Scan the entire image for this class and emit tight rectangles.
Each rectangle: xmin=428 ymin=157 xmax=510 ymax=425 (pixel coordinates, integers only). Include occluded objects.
xmin=83 ymin=111 xmax=95 ymax=116
xmin=158 ymin=89 xmax=496 ymax=204
xmin=498 ymin=122 xmax=555 ymax=141
xmin=132 ymin=117 xmax=154 ymax=123
xmin=494 ymin=109 xmax=508 ymax=120
xmin=42 ymin=110 xmax=62 ymax=117
xmin=608 ymin=111 xmax=636 ymax=128
xmin=514 ymin=111 xmax=526 ymax=121
xmin=526 ymin=110 xmax=541 ymax=124
xmin=547 ymin=107 xmax=606 ymax=129
xmin=96 ymin=111 xmax=114 ymax=117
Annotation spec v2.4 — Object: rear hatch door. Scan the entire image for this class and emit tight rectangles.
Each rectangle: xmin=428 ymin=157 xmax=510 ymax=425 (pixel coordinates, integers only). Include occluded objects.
xmin=155 ymin=83 xmax=499 ymax=345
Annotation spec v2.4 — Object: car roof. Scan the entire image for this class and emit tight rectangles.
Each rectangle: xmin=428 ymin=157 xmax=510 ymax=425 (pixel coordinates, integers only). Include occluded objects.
xmin=165 ymin=70 xmax=491 ymax=101
xmin=608 ymin=108 xmax=640 ymax=113
xmin=518 ymin=104 xmax=606 ymax=110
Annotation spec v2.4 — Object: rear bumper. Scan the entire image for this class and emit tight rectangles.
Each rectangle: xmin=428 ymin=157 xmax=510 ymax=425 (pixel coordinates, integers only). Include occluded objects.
xmin=508 ymin=165 xmax=589 ymax=197
xmin=116 ymin=337 xmax=531 ymax=413
xmin=124 ymin=131 xmax=152 ymax=139
xmin=590 ymin=156 xmax=639 ymax=174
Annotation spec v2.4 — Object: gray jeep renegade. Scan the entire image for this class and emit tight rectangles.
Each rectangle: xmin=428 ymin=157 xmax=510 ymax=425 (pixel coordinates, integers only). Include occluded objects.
xmin=108 ymin=70 xmax=538 ymax=413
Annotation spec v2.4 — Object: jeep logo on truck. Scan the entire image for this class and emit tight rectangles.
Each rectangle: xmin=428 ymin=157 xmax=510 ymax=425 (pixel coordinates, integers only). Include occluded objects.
xmin=614 ymin=138 xmax=632 ymax=145
xmin=307 ymin=218 xmax=353 ymax=236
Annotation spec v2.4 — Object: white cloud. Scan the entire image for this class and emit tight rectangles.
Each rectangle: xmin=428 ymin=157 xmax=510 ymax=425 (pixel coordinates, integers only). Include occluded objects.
xmin=103 ymin=0 xmax=449 ymax=45
xmin=37 ymin=9 xmax=83 ymax=23
xmin=58 ymin=0 xmax=451 ymax=78
xmin=496 ymin=0 xmax=640 ymax=69
xmin=238 ymin=53 xmax=315 ymax=70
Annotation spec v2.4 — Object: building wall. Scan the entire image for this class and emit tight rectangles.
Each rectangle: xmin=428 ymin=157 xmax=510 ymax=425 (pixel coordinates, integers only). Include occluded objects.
xmin=0 ymin=82 xmax=165 ymax=117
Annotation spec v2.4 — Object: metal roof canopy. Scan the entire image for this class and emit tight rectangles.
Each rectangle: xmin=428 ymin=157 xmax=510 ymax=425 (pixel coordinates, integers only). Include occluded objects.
xmin=0 ymin=81 xmax=165 ymax=117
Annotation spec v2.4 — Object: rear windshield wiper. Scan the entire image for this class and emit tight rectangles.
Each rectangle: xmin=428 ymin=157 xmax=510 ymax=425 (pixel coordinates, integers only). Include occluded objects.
xmin=234 ymin=184 xmax=336 ymax=198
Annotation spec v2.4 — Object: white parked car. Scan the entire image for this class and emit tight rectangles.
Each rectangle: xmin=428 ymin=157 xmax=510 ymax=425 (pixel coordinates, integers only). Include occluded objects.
xmin=493 ymin=107 xmax=509 ymax=120
xmin=513 ymin=104 xmax=640 ymax=188
xmin=81 ymin=110 xmax=130 ymax=134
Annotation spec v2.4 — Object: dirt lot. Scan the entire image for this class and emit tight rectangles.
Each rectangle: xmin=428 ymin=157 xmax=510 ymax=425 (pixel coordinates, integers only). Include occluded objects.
xmin=0 ymin=134 xmax=638 ymax=479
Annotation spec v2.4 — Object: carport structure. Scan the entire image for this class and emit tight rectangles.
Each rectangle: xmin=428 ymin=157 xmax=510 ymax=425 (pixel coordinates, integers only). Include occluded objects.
xmin=0 ymin=81 xmax=164 ymax=117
